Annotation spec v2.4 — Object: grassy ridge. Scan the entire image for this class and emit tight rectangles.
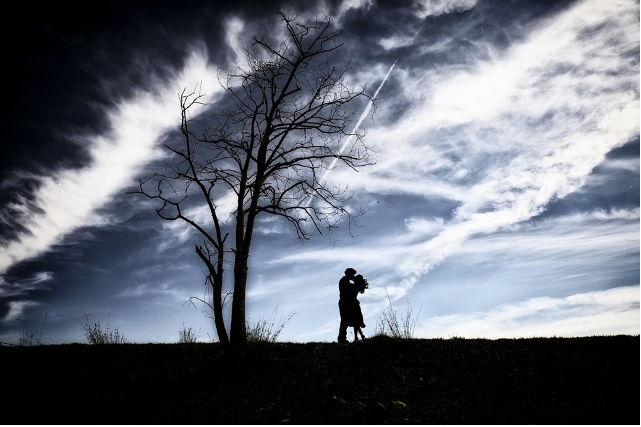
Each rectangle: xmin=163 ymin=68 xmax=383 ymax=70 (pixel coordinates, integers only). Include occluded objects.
xmin=4 ymin=335 xmax=639 ymax=424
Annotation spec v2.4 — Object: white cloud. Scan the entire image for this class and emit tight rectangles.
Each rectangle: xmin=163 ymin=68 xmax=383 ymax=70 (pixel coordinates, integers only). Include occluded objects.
xmin=417 ymin=285 xmax=640 ymax=338
xmin=378 ymin=34 xmax=416 ymax=51
xmin=404 ymin=217 xmax=446 ymax=238
xmin=337 ymin=0 xmax=373 ymax=16
xmin=598 ymin=157 xmax=639 ymax=173
xmin=117 ymin=281 xmax=193 ymax=303
xmin=556 ymin=207 xmax=640 ymax=223
xmin=0 ymin=50 xmax=221 ymax=274
xmin=3 ymin=300 xmax=40 ymax=323
xmin=158 ymin=189 xmax=238 ymax=248
xmin=325 ymin=0 xmax=374 ymax=26
xmin=23 ymin=271 xmax=54 ymax=286
xmin=459 ymin=210 xmax=639 ymax=267
xmin=225 ymin=17 xmax=246 ymax=65
xmin=415 ymin=0 xmax=480 ymax=18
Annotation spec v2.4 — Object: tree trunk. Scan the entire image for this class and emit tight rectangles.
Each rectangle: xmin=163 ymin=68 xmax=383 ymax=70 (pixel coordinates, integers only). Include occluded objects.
xmin=195 ymin=245 xmax=230 ymax=346
xmin=230 ymin=250 xmax=248 ymax=345
xmin=211 ymin=270 xmax=229 ymax=346
xmin=230 ymin=205 xmax=258 ymax=346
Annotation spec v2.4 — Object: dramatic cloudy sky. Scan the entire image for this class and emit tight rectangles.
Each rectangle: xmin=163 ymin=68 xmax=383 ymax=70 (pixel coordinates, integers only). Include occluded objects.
xmin=1 ymin=0 xmax=638 ymax=344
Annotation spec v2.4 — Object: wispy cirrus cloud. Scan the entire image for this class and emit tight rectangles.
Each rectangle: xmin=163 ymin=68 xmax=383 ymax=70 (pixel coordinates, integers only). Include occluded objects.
xmin=327 ymin=0 xmax=639 ymax=292
xmin=272 ymin=206 xmax=638 ymax=288
xmin=416 ymin=285 xmax=640 ymax=338
xmin=0 ymin=272 xmax=52 ymax=323
xmin=3 ymin=300 xmax=42 ymax=323
xmin=0 ymin=272 xmax=54 ymax=298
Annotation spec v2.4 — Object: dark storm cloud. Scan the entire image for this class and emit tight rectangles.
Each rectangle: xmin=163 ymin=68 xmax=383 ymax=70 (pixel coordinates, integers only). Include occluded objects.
xmin=5 ymin=5 xmax=173 ymax=149
xmin=0 ymin=0 xmax=301 ymax=241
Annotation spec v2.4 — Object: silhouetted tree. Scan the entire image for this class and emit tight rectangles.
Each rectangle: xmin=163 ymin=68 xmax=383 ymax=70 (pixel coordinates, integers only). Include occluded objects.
xmin=134 ymin=11 xmax=374 ymax=347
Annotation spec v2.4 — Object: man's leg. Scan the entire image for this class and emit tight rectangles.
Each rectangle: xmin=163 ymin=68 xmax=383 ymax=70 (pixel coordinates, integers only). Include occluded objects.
xmin=337 ymin=300 xmax=349 ymax=343
xmin=338 ymin=322 xmax=348 ymax=343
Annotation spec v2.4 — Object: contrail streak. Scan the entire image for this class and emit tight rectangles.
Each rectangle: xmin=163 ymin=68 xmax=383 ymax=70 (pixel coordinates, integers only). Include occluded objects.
xmin=305 ymin=59 xmax=397 ymax=207
xmin=305 ymin=27 xmax=421 ymax=207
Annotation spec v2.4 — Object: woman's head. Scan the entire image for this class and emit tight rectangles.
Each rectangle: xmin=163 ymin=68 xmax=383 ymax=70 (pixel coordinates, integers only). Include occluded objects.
xmin=355 ymin=274 xmax=368 ymax=293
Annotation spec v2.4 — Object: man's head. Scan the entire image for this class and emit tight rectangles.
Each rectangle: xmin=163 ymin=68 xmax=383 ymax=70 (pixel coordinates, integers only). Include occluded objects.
xmin=344 ymin=268 xmax=356 ymax=278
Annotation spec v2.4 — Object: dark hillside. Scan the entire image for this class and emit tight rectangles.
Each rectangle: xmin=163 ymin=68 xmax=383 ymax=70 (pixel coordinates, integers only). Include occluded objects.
xmin=3 ymin=335 xmax=639 ymax=424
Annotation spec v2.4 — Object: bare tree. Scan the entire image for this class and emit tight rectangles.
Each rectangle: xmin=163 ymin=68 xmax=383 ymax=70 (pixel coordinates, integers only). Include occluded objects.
xmin=133 ymin=11 xmax=375 ymax=347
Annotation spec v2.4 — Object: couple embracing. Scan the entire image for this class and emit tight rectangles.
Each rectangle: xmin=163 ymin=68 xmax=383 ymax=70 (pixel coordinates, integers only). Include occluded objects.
xmin=337 ymin=267 xmax=368 ymax=343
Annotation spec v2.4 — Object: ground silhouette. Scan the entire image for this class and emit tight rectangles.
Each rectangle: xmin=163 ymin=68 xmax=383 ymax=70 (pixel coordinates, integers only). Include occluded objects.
xmin=3 ymin=335 xmax=638 ymax=424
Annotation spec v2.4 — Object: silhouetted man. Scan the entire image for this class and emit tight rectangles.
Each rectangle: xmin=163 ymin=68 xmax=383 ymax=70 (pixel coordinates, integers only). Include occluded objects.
xmin=337 ymin=267 xmax=357 ymax=343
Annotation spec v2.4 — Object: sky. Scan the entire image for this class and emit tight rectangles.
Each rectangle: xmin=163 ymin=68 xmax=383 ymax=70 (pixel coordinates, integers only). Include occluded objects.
xmin=0 ymin=0 xmax=638 ymax=345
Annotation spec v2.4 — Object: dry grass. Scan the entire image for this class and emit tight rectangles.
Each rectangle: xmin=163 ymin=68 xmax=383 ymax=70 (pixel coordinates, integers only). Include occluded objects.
xmin=2 ymin=335 xmax=638 ymax=424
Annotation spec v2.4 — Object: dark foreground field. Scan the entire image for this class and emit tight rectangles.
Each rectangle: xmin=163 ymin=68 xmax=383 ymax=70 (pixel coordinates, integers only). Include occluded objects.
xmin=3 ymin=335 xmax=639 ymax=424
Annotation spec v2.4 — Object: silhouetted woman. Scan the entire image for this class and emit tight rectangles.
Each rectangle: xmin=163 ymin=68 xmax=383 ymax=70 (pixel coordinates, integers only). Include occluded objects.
xmin=352 ymin=274 xmax=368 ymax=341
